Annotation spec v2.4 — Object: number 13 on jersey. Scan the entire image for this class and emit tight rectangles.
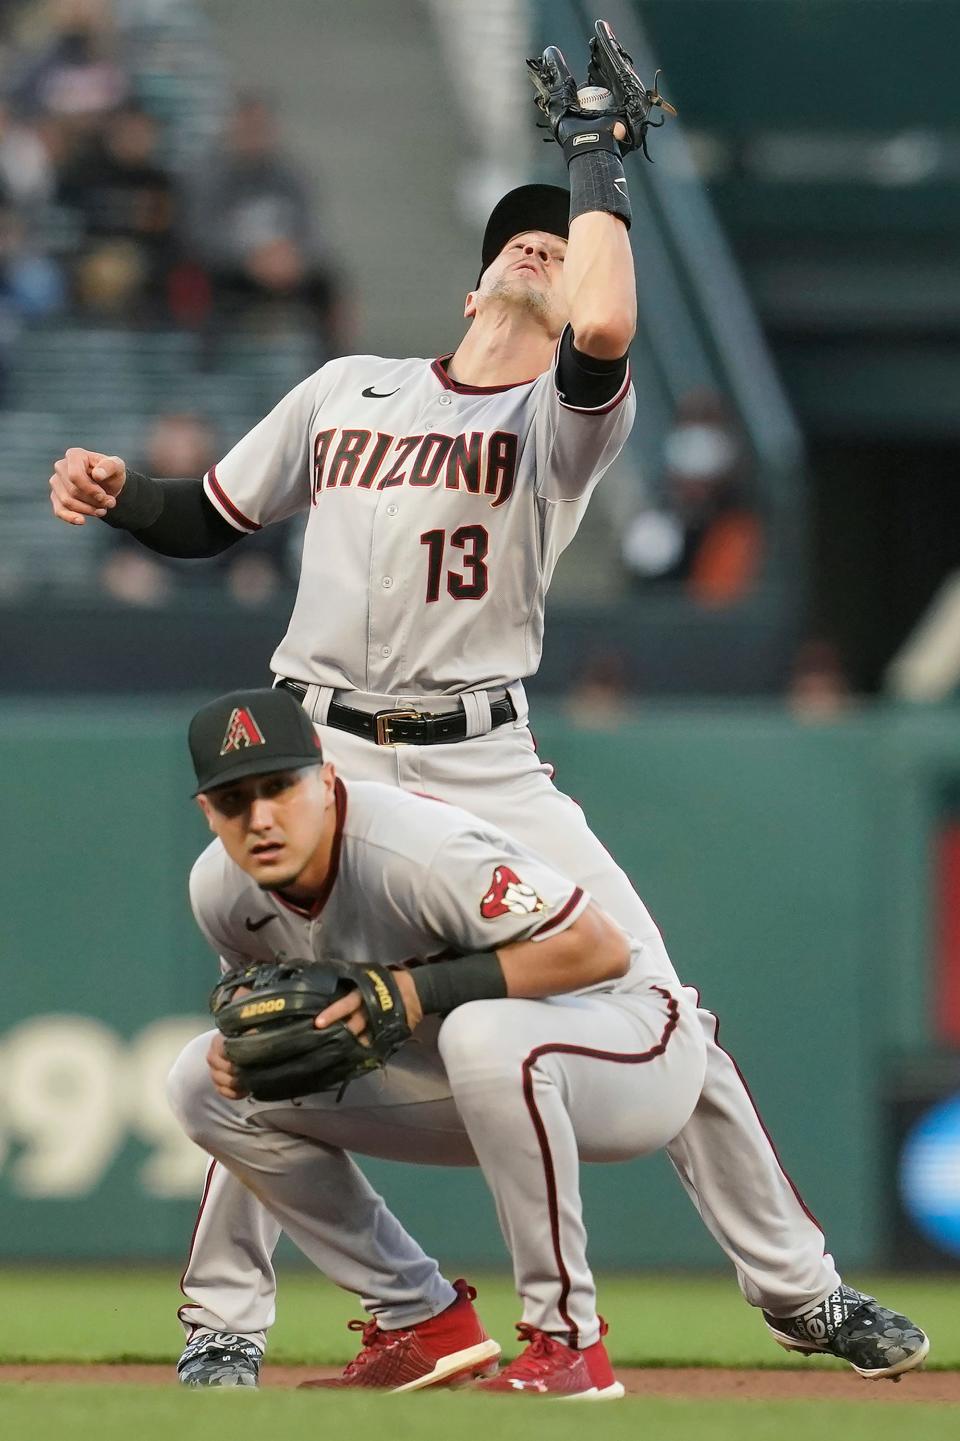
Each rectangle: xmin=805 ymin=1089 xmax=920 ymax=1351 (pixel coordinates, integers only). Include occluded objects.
xmin=420 ymin=526 xmax=490 ymax=602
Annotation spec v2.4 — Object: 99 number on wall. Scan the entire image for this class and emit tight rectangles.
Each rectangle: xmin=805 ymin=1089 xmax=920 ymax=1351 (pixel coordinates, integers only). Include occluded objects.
xmin=0 ymin=1015 xmax=210 ymax=1198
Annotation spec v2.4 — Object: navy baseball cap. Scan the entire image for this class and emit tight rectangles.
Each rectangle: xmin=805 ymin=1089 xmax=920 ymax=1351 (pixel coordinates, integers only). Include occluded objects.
xmin=476 ymin=183 xmax=570 ymax=287
xmin=189 ymin=687 xmax=323 ymax=795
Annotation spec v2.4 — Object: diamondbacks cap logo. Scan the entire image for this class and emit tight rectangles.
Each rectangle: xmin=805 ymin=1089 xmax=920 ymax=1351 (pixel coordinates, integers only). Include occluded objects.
xmin=220 ymin=707 xmax=266 ymax=756
xmin=480 ymin=865 xmax=546 ymax=920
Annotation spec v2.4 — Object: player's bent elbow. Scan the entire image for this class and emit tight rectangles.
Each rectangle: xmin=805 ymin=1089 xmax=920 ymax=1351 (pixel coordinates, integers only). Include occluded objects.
xmin=570 ymin=317 xmax=636 ymax=361
xmin=570 ymin=905 xmax=630 ymax=982
xmin=598 ymin=927 xmax=631 ymax=981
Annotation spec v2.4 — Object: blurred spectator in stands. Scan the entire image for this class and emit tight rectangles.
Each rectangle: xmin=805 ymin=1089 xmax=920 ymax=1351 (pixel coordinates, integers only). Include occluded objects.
xmin=0 ymin=99 xmax=55 ymax=214
xmin=787 ymin=638 xmax=855 ymax=722
xmin=621 ymin=388 xmax=763 ymax=608
xmin=8 ymin=0 xmax=130 ymax=155
xmin=0 ymin=197 xmax=66 ymax=315
xmin=117 ymin=0 xmax=229 ymax=177
xmin=100 ymin=411 xmax=295 ymax=607
xmin=0 ymin=198 xmax=67 ymax=400
xmin=187 ymin=93 xmax=347 ymax=354
xmin=57 ymin=100 xmax=179 ymax=318
xmin=564 ymin=649 xmax=635 ymax=729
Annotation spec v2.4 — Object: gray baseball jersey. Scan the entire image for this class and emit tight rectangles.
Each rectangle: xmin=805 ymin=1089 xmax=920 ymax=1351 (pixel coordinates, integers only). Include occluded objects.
xmin=200 ymin=338 xmax=634 ymax=693
xmin=189 ymin=776 xmax=649 ymax=989
xmin=176 ymin=775 xmax=710 ymax=1349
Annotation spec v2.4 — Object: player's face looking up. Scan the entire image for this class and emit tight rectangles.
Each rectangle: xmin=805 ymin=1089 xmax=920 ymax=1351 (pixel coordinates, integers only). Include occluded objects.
xmin=198 ymin=764 xmax=336 ymax=894
xmin=468 ymin=230 xmax=568 ymax=338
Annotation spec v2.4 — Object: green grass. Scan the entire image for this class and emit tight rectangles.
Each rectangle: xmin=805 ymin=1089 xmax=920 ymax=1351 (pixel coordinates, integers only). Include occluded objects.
xmin=1 ymin=1270 xmax=956 ymax=1440
xmin=0 ymin=1386 xmax=959 ymax=1441
xmin=0 ymin=1267 xmax=957 ymax=1369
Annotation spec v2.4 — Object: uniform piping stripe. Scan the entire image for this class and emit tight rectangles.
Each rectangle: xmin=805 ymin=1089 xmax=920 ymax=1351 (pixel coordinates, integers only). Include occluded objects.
xmin=706 ymin=1007 xmax=824 ymax=1233
xmin=558 ymin=363 xmax=632 ymax=416
xmin=177 ymin=1157 xmax=218 ymax=1323
xmin=205 ymin=466 xmax=261 ymax=532
xmin=521 ymin=986 xmax=681 ymax=1346
xmin=532 ymin=886 xmax=585 ymax=938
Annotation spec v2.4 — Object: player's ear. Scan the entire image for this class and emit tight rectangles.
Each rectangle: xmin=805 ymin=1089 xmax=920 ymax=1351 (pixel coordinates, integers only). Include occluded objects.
xmin=196 ymin=794 xmax=215 ymax=830
xmin=464 ymin=289 xmax=478 ymax=319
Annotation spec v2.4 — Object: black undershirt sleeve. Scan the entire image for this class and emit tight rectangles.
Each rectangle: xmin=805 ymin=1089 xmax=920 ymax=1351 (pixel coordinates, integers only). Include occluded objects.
xmin=555 ymin=325 xmax=629 ymax=410
xmin=102 ymin=472 xmax=244 ymax=558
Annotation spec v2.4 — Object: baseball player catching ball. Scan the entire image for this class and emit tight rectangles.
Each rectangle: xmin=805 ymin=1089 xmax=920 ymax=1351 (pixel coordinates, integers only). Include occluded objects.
xmin=48 ymin=23 xmax=927 ymax=1388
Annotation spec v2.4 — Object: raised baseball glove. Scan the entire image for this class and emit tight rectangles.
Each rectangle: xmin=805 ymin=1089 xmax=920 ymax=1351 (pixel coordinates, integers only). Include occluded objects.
xmin=527 ymin=18 xmax=675 ymax=163
xmin=210 ymin=959 xmax=411 ymax=1101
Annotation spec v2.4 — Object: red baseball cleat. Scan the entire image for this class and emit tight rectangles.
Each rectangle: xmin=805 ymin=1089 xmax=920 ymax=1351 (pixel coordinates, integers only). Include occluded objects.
xmin=299 ymin=1279 xmax=500 ymax=1391
xmin=473 ymin=1320 xmax=625 ymax=1399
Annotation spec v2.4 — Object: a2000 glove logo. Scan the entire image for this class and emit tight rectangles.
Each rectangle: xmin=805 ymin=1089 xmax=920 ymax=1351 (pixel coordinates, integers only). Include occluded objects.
xmin=0 ymin=1015 xmax=209 ymax=1197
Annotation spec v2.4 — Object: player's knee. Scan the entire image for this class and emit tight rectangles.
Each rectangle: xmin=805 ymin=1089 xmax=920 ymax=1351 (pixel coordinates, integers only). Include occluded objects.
xmin=166 ymin=1030 xmax=221 ymax=1144
xmin=438 ymin=1002 xmax=523 ymax=1090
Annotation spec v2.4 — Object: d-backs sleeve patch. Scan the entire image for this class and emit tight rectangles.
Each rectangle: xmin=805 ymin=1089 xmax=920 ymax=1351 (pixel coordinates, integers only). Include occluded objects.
xmin=480 ymin=865 xmax=548 ymax=920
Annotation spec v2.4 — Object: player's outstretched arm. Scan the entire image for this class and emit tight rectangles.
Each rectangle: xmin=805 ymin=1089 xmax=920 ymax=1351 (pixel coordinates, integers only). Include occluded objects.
xmin=564 ymin=209 xmax=636 ymax=360
xmin=48 ymin=449 xmax=243 ymax=558
xmin=527 ymin=25 xmax=675 ymax=359
xmin=48 ymin=448 xmax=125 ymax=526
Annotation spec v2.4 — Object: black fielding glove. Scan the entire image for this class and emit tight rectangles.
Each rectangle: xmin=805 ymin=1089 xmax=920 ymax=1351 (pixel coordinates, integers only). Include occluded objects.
xmin=527 ymin=44 xmax=621 ymax=166
xmin=527 ymin=44 xmax=619 ymax=165
xmin=526 ymin=20 xmax=676 ymax=166
xmin=211 ymin=959 xmax=411 ymax=1101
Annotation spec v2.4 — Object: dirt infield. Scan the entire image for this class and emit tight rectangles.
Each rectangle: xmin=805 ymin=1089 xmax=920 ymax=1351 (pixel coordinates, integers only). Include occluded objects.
xmin=1 ymin=1364 xmax=958 ymax=1403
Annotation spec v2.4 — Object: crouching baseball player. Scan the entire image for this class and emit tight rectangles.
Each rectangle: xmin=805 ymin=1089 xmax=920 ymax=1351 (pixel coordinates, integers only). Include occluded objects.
xmin=170 ymin=686 xmax=709 ymax=1395
xmin=167 ymin=688 xmax=929 ymax=1395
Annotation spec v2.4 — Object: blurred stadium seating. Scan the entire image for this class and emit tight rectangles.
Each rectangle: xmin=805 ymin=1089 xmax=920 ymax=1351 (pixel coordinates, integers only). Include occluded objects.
xmin=0 ymin=0 xmax=957 ymax=700
xmin=2 ymin=321 xmax=317 ymax=591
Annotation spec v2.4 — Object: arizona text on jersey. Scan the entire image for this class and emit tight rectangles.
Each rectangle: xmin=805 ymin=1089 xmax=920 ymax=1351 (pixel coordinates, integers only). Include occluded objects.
xmin=201 ymin=337 xmax=633 ymax=694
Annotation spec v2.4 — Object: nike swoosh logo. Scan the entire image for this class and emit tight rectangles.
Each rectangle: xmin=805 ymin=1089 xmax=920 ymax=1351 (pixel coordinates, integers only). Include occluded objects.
xmin=244 ymin=915 xmax=276 ymax=932
xmin=362 ymin=386 xmax=400 ymax=399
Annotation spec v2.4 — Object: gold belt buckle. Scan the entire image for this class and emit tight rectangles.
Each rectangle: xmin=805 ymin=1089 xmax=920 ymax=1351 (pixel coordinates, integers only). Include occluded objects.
xmin=374 ymin=708 xmax=421 ymax=745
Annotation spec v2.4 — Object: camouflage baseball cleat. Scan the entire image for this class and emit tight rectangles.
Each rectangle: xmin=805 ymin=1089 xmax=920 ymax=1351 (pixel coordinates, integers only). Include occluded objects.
xmin=177 ymin=1330 xmax=263 ymax=1387
xmin=763 ymin=1284 xmax=929 ymax=1380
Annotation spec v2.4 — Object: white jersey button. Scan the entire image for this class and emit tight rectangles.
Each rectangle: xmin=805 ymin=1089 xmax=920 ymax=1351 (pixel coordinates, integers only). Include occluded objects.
xmin=424 ymin=421 xmax=435 ymax=430
xmin=381 ymin=576 xmax=393 ymax=588
xmin=380 ymin=645 xmax=392 ymax=657
xmin=438 ymin=393 xmax=453 ymax=406
xmin=386 ymin=504 xmax=399 ymax=516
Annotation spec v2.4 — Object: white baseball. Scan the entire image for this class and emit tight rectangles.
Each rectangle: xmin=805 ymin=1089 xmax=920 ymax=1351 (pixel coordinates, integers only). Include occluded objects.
xmin=577 ymin=85 xmax=614 ymax=112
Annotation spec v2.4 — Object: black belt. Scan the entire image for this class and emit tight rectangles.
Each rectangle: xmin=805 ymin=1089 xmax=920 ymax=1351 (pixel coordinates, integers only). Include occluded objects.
xmin=278 ymin=679 xmax=516 ymax=746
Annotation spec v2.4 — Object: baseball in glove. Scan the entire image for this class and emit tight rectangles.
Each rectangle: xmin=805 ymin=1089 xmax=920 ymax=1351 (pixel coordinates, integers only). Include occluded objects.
xmin=210 ymin=959 xmax=412 ymax=1101
xmin=527 ymin=18 xmax=675 ymax=164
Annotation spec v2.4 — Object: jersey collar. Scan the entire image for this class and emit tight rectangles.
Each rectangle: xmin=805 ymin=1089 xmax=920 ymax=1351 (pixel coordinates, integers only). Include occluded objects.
xmin=430 ymin=355 xmax=538 ymax=395
xmin=270 ymin=776 xmax=347 ymax=920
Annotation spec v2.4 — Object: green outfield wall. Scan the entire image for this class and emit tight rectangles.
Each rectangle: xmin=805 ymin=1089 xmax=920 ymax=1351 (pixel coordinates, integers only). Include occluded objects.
xmin=2 ymin=700 xmax=957 ymax=1269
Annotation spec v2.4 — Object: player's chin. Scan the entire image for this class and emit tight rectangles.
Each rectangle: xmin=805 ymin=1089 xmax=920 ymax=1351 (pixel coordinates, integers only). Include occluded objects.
xmin=249 ymin=853 xmax=298 ymax=887
xmin=491 ymin=273 xmax=539 ymax=302
xmin=504 ymin=279 xmax=559 ymax=326
xmin=504 ymin=274 xmax=544 ymax=299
